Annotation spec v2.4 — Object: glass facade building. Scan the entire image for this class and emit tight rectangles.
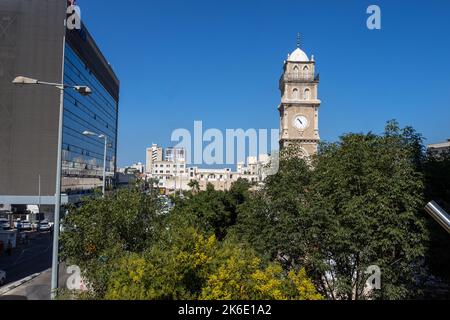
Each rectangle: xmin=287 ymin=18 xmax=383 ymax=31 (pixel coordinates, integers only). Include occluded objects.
xmin=0 ymin=0 xmax=119 ymax=208
xmin=62 ymin=45 xmax=118 ymax=194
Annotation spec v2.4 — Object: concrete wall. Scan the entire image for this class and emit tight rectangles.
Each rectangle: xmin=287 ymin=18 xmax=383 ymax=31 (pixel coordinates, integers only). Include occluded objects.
xmin=0 ymin=0 xmax=66 ymax=199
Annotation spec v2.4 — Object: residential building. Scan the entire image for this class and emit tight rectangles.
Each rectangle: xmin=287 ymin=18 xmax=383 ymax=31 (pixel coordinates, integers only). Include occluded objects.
xmin=188 ymin=167 xmax=238 ymax=191
xmin=0 ymin=0 xmax=120 ymax=212
xmin=129 ymin=162 xmax=145 ymax=174
xmin=146 ymin=144 xmax=164 ymax=174
xmin=428 ymin=139 xmax=450 ymax=157
xmin=145 ymin=144 xmax=272 ymax=193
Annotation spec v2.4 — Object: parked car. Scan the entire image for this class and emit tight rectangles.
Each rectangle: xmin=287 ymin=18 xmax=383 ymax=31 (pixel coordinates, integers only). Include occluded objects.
xmin=15 ymin=220 xmax=32 ymax=231
xmin=0 ymin=269 xmax=6 ymax=286
xmin=37 ymin=220 xmax=52 ymax=232
xmin=0 ymin=218 xmax=10 ymax=230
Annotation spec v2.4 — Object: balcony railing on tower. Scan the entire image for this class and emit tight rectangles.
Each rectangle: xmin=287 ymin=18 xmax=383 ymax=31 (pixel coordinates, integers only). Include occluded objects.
xmin=281 ymin=72 xmax=320 ymax=82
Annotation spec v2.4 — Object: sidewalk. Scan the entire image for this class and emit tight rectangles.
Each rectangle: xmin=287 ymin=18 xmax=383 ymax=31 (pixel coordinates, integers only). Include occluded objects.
xmin=0 ymin=264 xmax=69 ymax=300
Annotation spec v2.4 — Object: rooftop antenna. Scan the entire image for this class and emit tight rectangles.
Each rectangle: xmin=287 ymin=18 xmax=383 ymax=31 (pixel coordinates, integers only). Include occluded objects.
xmin=296 ymin=32 xmax=301 ymax=48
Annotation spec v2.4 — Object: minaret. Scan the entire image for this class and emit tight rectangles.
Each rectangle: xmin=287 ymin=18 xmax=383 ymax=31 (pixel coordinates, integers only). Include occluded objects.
xmin=278 ymin=38 xmax=321 ymax=157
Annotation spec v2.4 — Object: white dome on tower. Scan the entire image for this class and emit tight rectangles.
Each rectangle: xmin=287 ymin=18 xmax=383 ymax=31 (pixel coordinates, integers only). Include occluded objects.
xmin=287 ymin=48 xmax=309 ymax=62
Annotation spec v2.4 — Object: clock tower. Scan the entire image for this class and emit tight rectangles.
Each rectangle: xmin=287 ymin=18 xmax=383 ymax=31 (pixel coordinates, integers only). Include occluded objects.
xmin=278 ymin=43 xmax=321 ymax=157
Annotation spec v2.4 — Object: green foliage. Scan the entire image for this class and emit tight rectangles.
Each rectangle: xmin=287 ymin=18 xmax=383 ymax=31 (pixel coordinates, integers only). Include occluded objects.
xmin=104 ymin=228 xmax=321 ymax=300
xmin=310 ymin=128 xmax=428 ymax=300
xmin=233 ymin=121 xmax=430 ymax=300
xmin=61 ymin=120 xmax=446 ymax=300
xmin=60 ymin=188 xmax=164 ymax=296
xmin=171 ymin=179 xmax=252 ymax=240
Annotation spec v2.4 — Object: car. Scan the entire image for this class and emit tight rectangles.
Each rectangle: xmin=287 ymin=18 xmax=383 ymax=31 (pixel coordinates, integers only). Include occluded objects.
xmin=17 ymin=220 xmax=32 ymax=231
xmin=0 ymin=218 xmax=10 ymax=230
xmin=0 ymin=270 xmax=6 ymax=286
xmin=37 ymin=220 xmax=52 ymax=232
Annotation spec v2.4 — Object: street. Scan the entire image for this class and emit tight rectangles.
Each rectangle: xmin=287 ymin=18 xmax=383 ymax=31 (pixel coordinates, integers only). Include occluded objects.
xmin=0 ymin=232 xmax=70 ymax=300
xmin=0 ymin=232 xmax=52 ymax=287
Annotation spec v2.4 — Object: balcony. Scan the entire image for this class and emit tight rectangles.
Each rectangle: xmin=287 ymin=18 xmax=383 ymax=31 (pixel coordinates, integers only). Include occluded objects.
xmin=280 ymin=72 xmax=320 ymax=83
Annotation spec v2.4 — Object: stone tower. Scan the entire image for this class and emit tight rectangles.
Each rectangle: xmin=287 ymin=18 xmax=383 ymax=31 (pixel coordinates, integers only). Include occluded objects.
xmin=278 ymin=44 xmax=321 ymax=157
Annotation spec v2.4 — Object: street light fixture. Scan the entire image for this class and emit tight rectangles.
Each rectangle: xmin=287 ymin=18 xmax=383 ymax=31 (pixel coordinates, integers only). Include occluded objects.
xmin=82 ymin=130 xmax=109 ymax=197
xmin=12 ymin=76 xmax=92 ymax=96
xmin=12 ymin=75 xmax=92 ymax=300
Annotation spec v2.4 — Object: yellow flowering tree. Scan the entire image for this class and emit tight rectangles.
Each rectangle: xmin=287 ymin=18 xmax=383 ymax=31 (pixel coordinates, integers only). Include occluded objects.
xmin=201 ymin=255 xmax=322 ymax=300
xmin=103 ymin=227 xmax=321 ymax=300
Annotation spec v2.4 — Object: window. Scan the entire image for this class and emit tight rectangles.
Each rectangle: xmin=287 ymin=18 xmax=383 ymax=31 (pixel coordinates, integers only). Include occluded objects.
xmin=304 ymin=88 xmax=311 ymax=100
xmin=293 ymin=88 xmax=299 ymax=100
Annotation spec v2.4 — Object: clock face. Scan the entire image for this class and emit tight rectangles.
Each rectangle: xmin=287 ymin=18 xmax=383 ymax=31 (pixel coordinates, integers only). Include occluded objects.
xmin=293 ymin=115 xmax=308 ymax=130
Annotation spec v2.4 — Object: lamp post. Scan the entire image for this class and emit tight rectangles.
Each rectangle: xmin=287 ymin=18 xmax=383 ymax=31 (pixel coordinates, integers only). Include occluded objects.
xmin=82 ymin=131 xmax=109 ymax=197
xmin=12 ymin=75 xmax=92 ymax=299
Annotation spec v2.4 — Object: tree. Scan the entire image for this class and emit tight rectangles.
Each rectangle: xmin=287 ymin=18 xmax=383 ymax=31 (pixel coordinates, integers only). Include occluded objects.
xmin=232 ymin=145 xmax=313 ymax=265
xmin=233 ymin=121 xmax=429 ymax=300
xmin=188 ymin=179 xmax=200 ymax=193
xmin=201 ymin=254 xmax=322 ymax=300
xmin=104 ymin=228 xmax=321 ymax=300
xmin=60 ymin=188 xmax=163 ymax=297
xmin=309 ymin=128 xmax=428 ymax=300
xmin=171 ymin=179 xmax=252 ymax=240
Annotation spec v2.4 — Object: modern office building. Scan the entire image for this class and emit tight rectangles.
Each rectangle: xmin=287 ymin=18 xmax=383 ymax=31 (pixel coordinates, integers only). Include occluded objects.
xmin=0 ymin=0 xmax=119 ymax=209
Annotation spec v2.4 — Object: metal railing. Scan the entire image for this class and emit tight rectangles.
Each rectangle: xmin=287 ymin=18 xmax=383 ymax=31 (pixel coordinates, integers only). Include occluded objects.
xmin=425 ymin=201 xmax=450 ymax=234
xmin=281 ymin=72 xmax=320 ymax=82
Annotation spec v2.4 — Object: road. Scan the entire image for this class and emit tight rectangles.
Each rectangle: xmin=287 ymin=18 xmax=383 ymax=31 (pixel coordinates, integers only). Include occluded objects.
xmin=0 ymin=231 xmax=71 ymax=300
xmin=0 ymin=231 xmax=52 ymax=286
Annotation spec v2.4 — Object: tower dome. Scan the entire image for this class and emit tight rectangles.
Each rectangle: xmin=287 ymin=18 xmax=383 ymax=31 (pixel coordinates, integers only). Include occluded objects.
xmin=287 ymin=48 xmax=309 ymax=62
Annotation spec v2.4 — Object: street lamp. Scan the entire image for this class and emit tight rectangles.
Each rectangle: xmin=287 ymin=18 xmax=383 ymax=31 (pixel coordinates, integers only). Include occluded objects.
xmin=12 ymin=76 xmax=92 ymax=96
xmin=12 ymin=75 xmax=92 ymax=300
xmin=82 ymin=131 xmax=109 ymax=197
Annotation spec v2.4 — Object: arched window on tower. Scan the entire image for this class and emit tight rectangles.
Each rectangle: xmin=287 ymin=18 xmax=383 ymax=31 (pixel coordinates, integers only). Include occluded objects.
xmin=293 ymin=88 xmax=299 ymax=100
xmin=304 ymin=88 xmax=311 ymax=100
xmin=303 ymin=65 xmax=309 ymax=79
xmin=293 ymin=65 xmax=300 ymax=79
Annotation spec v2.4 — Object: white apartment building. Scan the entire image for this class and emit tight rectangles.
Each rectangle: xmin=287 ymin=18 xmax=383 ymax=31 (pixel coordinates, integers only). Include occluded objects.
xmin=428 ymin=139 xmax=450 ymax=157
xmin=146 ymin=144 xmax=164 ymax=174
xmin=146 ymin=145 xmax=188 ymax=191
xmin=145 ymin=144 xmax=274 ymax=193
xmin=188 ymin=167 xmax=238 ymax=191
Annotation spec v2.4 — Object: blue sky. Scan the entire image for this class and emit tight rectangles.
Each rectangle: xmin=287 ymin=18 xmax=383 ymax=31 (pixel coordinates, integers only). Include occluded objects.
xmin=76 ymin=0 xmax=450 ymax=167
